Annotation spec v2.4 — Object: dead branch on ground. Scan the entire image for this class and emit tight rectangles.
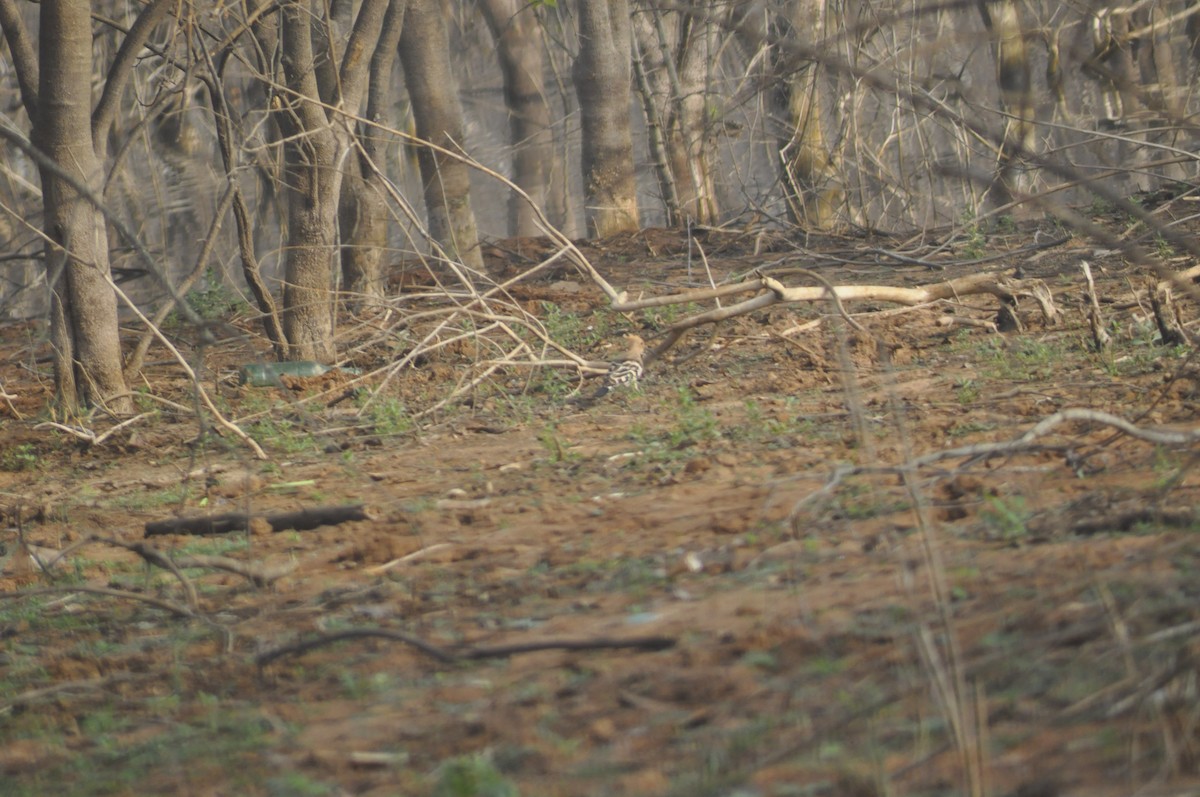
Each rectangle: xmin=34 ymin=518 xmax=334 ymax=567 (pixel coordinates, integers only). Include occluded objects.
xmin=364 ymin=543 xmax=454 ymax=573
xmin=908 ymin=408 xmax=1198 ymax=469
xmin=88 ymin=535 xmax=291 ymax=591
xmin=0 ymin=585 xmax=195 ymax=619
xmin=786 ymin=408 xmax=1200 ymax=529
xmin=2 ymin=671 xmax=138 ymax=711
xmin=144 ymin=504 xmax=368 ymax=537
xmin=0 ymin=379 xmax=21 ymax=419
xmin=255 ymin=627 xmax=676 ymax=669
xmin=98 ymin=537 xmax=199 ymax=610
xmin=637 ymin=268 xmax=1060 ymax=361
xmin=174 ymin=553 xmax=295 ymax=587
xmin=35 ymin=412 xmax=153 ymax=447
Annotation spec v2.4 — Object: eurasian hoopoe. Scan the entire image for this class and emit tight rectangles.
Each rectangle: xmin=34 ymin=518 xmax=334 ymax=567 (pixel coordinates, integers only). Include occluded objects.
xmin=593 ymin=334 xmax=645 ymax=398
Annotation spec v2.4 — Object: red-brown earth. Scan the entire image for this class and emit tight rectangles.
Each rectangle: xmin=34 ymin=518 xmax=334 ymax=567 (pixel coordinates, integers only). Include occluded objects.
xmin=2 ymin=222 xmax=1199 ymax=796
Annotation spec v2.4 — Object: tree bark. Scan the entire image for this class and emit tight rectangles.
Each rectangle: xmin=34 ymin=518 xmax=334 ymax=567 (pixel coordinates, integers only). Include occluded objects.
xmin=0 ymin=0 xmax=38 ymax=115
xmin=574 ymin=0 xmax=640 ymax=237
xmin=400 ymin=0 xmax=484 ymax=269
xmin=273 ymin=0 xmax=389 ymax=360
xmin=478 ymin=0 xmax=558 ymax=237
xmin=275 ymin=0 xmax=341 ymax=362
xmin=31 ymin=0 xmax=132 ymax=413
xmin=732 ymin=0 xmax=843 ymax=230
xmin=778 ymin=0 xmax=842 ymax=229
xmin=631 ymin=2 xmax=719 ymax=226
xmin=341 ymin=0 xmax=408 ymax=303
xmin=977 ymin=0 xmax=1034 ymax=208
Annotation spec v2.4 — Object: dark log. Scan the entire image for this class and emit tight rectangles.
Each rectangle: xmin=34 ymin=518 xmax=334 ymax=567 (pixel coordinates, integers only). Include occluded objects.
xmin=255 ymin=628 xmax=676 ymax=669
xmin=145 ymin=504 xmax=367 ymax=537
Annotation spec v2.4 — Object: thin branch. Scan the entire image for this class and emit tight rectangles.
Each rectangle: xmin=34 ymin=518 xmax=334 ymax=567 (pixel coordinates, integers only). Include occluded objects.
xmin=909 ymin=408 xmax=1199 ymax=469
xmin=92 ymin=0 xmax=174 ymax=146
xmin=0 ymin=586 xmax=195 ymax=619
xmin=92 ymin=537 xmax=199 ymax=610
xmin=2 ymin=672 xmax=137 ymax=711
xmin=105 ymin=275 xmax=268 ymax=460
xmin=363 ymin=543 xmax=454 ymax=574
xmin=255 ymin=628 xmax=676 ymax=669
xmin=256 ymin=628 xmax=458 ymax=666
xmin=0 ymin=0 xmax=38 ymax=114
xmin=35 ymin=412 xmax=152 ymax=446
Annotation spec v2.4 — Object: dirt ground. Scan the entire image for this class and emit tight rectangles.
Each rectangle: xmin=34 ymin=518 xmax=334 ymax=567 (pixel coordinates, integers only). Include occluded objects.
xmin=2 ymin=222 xmax=1200 ymax=797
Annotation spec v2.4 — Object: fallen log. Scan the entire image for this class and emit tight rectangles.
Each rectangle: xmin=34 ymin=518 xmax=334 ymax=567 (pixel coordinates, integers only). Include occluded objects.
xmin=144 ymin=504 xmax=368 ymax=537
xmin=255 ymin=628 xmax=677 ymax=669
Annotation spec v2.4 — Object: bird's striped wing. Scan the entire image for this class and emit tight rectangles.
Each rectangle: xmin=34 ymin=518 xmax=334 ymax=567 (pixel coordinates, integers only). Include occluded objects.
xmin=594 ymin=359 xmax=643 ymax=397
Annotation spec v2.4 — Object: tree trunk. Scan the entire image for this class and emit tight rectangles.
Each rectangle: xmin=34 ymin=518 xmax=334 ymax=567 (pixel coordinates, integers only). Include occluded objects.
xmin=977 ymin=0 xmax=1034 ymax=208
xmin=400 ymin=0 xmax=484 ymax=269
xmin=778 ymin=0 xmax=842 ymax=229
xmin=671 ymin=7 xmax=719 ymax=225
xmin=631 ymin=3 xmax=719 ymax=226
xmin=273 ymin=0 xmax=389 ymax=360
xmin=733 ymin=0 xmax=843 ymax=230
xmin=276 ymin=0 xmax=340 ymax=362
xmin=478 ymin=0 xmax=558 ymax=237
xmin=574 ymin=0 xmax=640 ymax=237
xmin=341 ymin=0 xmax=408 ymax=304
xmin=34 ymin=0 xmax=132 ymax=414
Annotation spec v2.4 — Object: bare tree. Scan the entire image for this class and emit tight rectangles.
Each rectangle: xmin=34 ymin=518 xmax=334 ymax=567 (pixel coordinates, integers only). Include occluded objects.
xmin=976 ymin=0 xmax=1035 ymax=208
xmin=0 ymin=0 xmax=173 ymax=413
xmin=574 ymin=0 xmax=640 ymax=236
xmin=631 ymin=0 xmax=720 ymax=226
xmin=401 ymin=0 xmax=484 ymax=270
xmin=254 ymin=0 xmax=389 ymax=361
xmin=477 ymin=0 xmax=560 ymax=237
xmin=734 ymin=0 xmax=843 ymax=230
xmin=341 ymin=0 xmax=409 ymax=303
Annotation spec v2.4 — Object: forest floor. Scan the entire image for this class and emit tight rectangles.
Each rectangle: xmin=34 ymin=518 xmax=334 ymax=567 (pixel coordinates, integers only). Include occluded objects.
xmin=2 ymin=219 xmax=1200 ymax=797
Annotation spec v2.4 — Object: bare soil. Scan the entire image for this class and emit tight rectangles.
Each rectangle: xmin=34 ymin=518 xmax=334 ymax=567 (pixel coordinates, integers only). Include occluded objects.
xmin=3 ymin=224 xmax=1200 ymax=797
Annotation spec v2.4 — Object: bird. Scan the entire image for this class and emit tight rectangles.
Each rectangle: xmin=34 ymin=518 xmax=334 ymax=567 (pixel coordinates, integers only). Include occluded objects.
xmin=592 ymin=334 xmax=645 ymax=399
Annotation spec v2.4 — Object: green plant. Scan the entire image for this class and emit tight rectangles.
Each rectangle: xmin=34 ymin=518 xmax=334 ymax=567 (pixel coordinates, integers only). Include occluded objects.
xmin=179 ymin=269 xmax=245 ymax=322
xmin=1088 ymin=196 xmax=1115 ymax=217
xmin=627 ymin=397 xmax=717 ymax=462
xmin=266 ymin=773 xmax=335 ymax=796
xmin=1 ymin=443 xmax=39 ymax=472
xmin=955 ymin=378 xmax=979 ymax=405
xmin=537 ymin=423 xmax=577 ymax=463
xmin=980 ymin=494 xmax=1030 ymax=542
xmin=339 ymin=670 xmax=393 ymax=699
xmin=540 ymin=301 xmax=609 ymax=349
xmin=947 ymin=419 xmax=996 ymax=438
xmin=642 ymin=300 xmax=702 ymax=327
xmin=959 ymin=209 xmax=987 ymax=259
xmin=668 ymin=388 xmax=719 ymax=448
xmin=80 ymin=705 xmax=123 ymax=739
xmin=1152 ymin=234 xmax=1175 ymax=260
xmin=432 ymin=753 xmax=519 ymax=797
xmin=363 ymin=396 xmax=412 ymax=436
xmin=115 ymin=483 xmax=190 ymax=511
xmin=743 ymin=399 xmax=763 ymax=426
xmin=740 ymin=649 xmax=779 ymax=672
xmin=247 ymin=416 xmax=317 ymax=455
xmin=978 ymin=337 xmax=1059 ymax=381
xmin=838 ymin=491 xmax=911 ymax=520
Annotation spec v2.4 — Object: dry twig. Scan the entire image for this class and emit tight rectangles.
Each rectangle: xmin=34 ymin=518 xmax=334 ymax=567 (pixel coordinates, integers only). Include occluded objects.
xmin=35 ymin=412 xmax=152 ymax=446
xmin=255 ymin=628 xmax=676 ymax=669
xmin=0 ymin=585 xmax=195 ymax=618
